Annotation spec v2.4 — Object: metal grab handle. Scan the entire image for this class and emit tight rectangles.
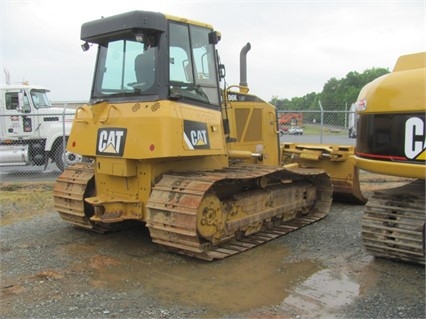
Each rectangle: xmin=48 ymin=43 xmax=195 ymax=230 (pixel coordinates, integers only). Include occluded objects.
xmin=75 ymin=106 xmax=89 ymax=123
xmin=226 ymin=85 xmax=250 ymax=94
xmin=99 ymin=104 xmax=117 ymax=123
xmin=269 ymin=111 xmax=279 ymax=134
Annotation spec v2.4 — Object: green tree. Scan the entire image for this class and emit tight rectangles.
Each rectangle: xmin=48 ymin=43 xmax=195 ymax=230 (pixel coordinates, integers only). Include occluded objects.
xmin=319 ymin=67 xmax=389 ymax=111
xmin=271 ymin=67 xmax=389 ymax=112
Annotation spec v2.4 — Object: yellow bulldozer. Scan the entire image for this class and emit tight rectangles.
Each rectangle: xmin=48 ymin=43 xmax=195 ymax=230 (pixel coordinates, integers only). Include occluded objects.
xmin=54 ymin=11 xmax=365 ymax=260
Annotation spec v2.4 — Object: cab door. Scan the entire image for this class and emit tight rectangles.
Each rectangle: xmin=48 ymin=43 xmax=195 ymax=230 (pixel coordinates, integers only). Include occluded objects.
xmin=2 ymin=89 xmax=35 ymax=139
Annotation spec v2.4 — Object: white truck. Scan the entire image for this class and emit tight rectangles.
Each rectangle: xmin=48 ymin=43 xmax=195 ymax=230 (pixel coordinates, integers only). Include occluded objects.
xmin=0 ymin=82 xmax=80 ymax=171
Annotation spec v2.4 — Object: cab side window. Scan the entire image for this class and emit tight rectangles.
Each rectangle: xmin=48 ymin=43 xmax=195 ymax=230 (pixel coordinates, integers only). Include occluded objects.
xmin=168 ymin=22 xmax=220 ymax=106
xmin=5 ymin=92 xmax=19 ymax=110
xmin=5 ymin=92 xmax=30 ymax=111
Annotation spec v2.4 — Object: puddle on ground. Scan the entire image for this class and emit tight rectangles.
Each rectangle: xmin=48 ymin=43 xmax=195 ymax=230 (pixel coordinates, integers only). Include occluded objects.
xmin=279 ymin=268 xmax=360 ymax=317
xmin=59 ymin=226 xmax=371 ymax=318
xmin=139 ymin=245 xmax=322 ymax=313
xmin=61 ymin=240 xmax=323 ymax=315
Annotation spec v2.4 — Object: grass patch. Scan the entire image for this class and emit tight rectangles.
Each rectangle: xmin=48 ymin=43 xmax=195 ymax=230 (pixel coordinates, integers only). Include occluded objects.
xmin=0 ymin=182 xmax=55 ymax=226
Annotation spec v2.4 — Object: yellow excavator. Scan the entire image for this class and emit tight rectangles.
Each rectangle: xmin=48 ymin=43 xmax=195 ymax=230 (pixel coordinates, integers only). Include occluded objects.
xmin=54 ymin=11 xmax=362 ymax=260
xmin=355 ymin=52 xmax=425 ymax=265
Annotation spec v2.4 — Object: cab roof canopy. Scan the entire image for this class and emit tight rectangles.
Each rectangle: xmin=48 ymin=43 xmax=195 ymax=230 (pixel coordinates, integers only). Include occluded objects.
xmin=0 ymin=84 xmax=50 ymax=91
xmin=81 ymin=11 xmax=168 ymax=43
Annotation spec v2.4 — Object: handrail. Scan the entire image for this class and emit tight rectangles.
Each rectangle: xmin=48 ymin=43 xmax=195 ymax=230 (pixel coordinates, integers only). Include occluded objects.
xmin=74 ymin=106 xmax=89 ymax=123
xmin=99 ymin=104 xmax=117 ymax=123
xmin=226 ymin=85 xmax=250 ymax=94
xmin=269 ymin=111 xmax=279 ymax=134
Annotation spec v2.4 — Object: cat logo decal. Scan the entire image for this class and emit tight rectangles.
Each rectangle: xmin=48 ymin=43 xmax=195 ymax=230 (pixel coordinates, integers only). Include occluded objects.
xmin=183 ymin=120 xmax=210 ymax=150
xmin=96 ymin=128 xmax=127 ymax=156
xmin=404 ymin=117 xmax=426 ymax=161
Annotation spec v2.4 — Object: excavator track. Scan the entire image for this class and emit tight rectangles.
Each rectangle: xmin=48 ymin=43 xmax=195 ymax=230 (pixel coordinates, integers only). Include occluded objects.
xmin=146 ymin=165 xmax=332 ymax=260
xmin=53 ymin=163 xmax=111 ymax=233
xmin=362 ymin=180 xmax=425 ymax=265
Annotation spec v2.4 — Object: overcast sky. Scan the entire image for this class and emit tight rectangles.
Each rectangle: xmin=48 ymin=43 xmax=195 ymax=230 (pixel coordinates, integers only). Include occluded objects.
xmin=1 ymin=0 xmax=425 ymax=102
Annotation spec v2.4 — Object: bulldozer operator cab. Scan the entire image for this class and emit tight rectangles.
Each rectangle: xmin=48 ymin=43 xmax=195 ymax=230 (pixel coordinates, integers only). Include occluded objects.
xmin=81 ymin=11 xmax=222 ymax=108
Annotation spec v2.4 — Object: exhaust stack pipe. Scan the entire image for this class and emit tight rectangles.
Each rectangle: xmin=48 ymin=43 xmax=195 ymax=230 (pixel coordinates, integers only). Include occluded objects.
xmin=239 ymin=42 xmax=251 ymax=90
xmin=4 ymin=68 xmax=10 ymax=85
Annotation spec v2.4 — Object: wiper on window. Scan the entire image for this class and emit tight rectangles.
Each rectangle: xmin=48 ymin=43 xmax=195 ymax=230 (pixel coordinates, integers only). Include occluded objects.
xmin=128 ymin=81 xmax=152 ymax=92
xmin=170 ymin=81 xmax=193 ymax=88
xmin=169 ymin=81 xmax=209 ymax=103
xmin=98 ymin=91 xmax=138 ymax=98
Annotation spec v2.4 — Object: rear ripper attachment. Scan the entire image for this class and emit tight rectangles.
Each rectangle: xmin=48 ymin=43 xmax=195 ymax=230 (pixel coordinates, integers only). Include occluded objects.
xmin=146 ymin=165 xmax=332 ymax=260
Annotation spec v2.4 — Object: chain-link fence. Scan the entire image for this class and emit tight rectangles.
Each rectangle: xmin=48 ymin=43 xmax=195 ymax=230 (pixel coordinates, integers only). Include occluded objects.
xmin=0 ymin=107 xmax=356 ymax=183
xmin=278 ymin=109 xmax=357 ymax=144
xmin=0 ymin=102 xmax=82 ymax=183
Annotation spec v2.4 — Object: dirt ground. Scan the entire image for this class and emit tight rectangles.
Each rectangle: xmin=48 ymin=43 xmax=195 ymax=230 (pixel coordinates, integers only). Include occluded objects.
xmin=0 ymin=173 xmax=424 ymax=318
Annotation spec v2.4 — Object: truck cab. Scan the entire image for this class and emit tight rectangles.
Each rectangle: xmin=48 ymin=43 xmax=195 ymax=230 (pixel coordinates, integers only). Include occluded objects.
xmin=1 ymin=84 xmax=52 ymax=138
xmin=0 ymin=83 xmax=77 ymax=170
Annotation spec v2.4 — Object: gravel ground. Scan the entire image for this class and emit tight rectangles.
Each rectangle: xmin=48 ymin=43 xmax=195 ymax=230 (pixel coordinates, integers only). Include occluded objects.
xmin=0 ymin=178 xmax=425 ymax=319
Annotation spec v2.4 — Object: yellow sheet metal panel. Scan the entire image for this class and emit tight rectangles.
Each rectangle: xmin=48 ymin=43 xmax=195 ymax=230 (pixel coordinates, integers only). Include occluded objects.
xmin=355 ymin=157 xmax=425 ymax=179
xmin=393 ymin=52 xmax=426 ymax=72
xmin=67 ymin=100 xmax=227 ymax=160
xmin=356 ymin=52 xmax=426 ymax=114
